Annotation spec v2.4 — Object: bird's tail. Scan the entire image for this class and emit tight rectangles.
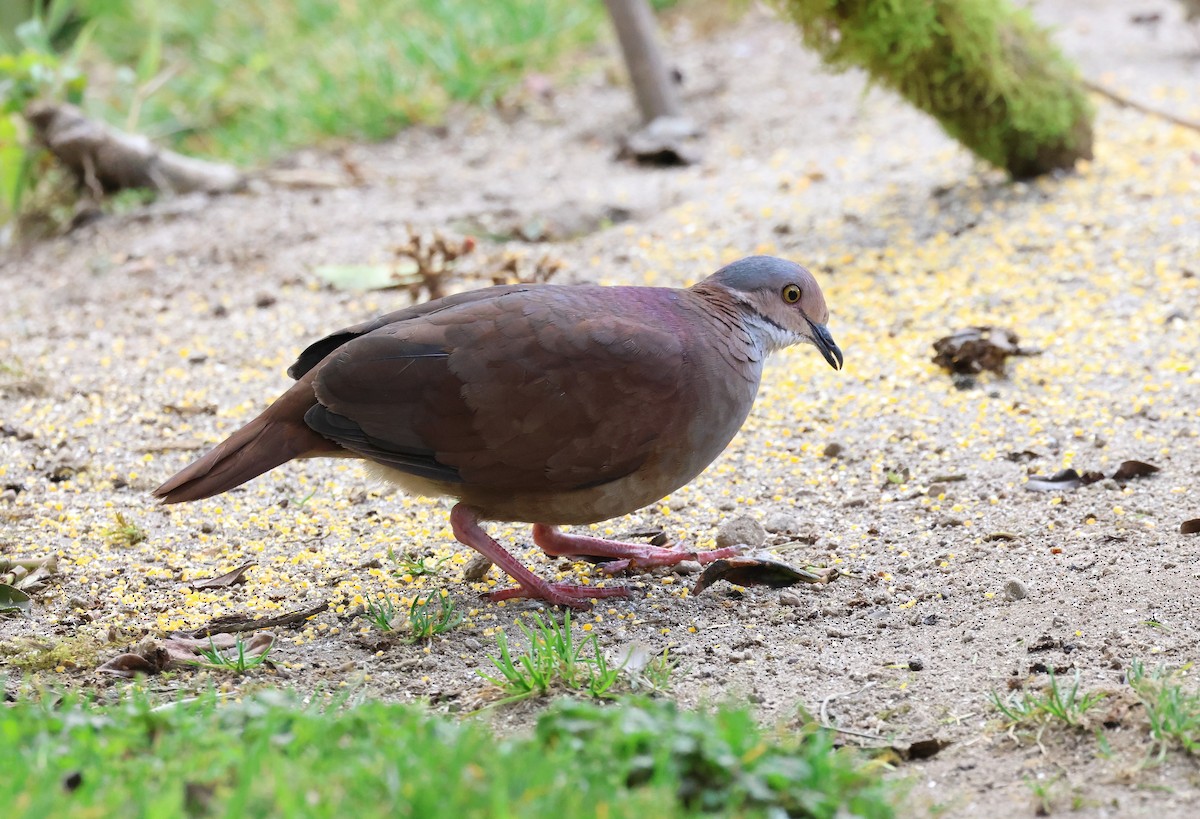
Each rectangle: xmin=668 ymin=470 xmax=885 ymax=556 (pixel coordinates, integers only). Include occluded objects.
xmin=153 ymin=381 xmax=338 ymax=504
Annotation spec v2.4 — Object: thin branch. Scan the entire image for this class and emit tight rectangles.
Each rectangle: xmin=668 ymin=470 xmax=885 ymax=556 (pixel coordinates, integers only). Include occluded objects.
xmin=186 ymin=600 xmax=329 ymax=637
xmin=1083 ymin=79 xmax=1200 ymax=132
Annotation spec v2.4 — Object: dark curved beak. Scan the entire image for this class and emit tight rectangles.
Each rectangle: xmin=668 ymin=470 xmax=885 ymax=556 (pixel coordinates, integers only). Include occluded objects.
xmin=808 ymin=320 xmax=843 ymax=371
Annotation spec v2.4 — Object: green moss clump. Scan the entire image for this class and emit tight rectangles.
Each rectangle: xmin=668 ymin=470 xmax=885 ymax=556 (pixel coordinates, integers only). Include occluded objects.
xmin=775 ymin=0 xmax=1094 ymax=179
xmin=2 ymin=636 xmax=104 ymax=672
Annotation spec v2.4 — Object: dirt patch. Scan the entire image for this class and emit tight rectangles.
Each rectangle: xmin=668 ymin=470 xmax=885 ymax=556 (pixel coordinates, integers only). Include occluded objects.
xmin=3 ymin=2 xmax=1199 ymax=815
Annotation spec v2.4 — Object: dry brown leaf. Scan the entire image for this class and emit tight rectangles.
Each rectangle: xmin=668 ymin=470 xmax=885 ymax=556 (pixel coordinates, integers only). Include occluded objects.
xmin=190 ymin=562 xmax=256 ymax=590
xmin=97 ymin=650 xmax=168 ymax=678
xmin=1111 ymin=460 xmax=1159 ymax=481
xmin=692 ymin=556 xmax=838 ymax=595
xmin=1025 ymin=469 xmax=1083 ymax=492
xmin=931 ymin=326 xmax=1039 ymax=375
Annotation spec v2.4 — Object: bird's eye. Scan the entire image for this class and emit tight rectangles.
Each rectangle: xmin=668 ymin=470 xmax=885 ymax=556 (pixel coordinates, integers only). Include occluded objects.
xmin=782 ymin=284 xmax=801 ymax=304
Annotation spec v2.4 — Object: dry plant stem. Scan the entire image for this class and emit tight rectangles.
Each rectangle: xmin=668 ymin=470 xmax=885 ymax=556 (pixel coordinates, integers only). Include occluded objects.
xmin=1082 ymin=80 xmax=1200 ymax=132
xmin=0 ymin=556 xmax=58 ymax=587
xmin=818 ymin=682 xmax=887 ymax=741
xmin=0 ymin=557 xmax=58 ymax=572
xmin=187 ymin=600 xmax=329 ymax=637
xmin=25 ymin=102 xmax=243 ymax=197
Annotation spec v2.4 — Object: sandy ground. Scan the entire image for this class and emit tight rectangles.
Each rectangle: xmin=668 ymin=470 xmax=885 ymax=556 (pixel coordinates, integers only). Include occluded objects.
xmin=2 ymin=1 xmax=1199 ymax=815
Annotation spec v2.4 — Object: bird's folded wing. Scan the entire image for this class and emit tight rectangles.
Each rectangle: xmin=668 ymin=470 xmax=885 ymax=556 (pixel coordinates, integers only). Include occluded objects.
xmin=287 ymin=284 xmax=532 ymax=379
xmin=307 ymin=290 xmax=687 ymax=493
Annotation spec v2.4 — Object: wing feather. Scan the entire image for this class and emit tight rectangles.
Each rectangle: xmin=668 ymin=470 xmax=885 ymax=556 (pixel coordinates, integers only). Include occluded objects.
xmin=307 ymin=287 xmax=687 ymax=492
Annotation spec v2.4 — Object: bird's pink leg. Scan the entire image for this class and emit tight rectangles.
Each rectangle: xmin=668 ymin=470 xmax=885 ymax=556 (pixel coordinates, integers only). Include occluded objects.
xmin=450 ymin=504 xmax=628 ymax=610
xmin=531 ymin=524 xmax=743 ymax=575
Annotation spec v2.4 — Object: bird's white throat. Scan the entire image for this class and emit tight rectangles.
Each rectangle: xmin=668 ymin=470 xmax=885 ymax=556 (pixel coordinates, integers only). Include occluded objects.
xmin=743 ymin=311 xmax=808 ymax=355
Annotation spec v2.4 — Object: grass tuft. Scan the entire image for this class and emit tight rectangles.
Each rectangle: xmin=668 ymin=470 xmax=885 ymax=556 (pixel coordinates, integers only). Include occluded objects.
xmin=991 ymin=668 xmax=1107 ymax=730
xmin=1128 ymin=660 xmax=1200 ymax=760
xmin=407 ymin=590 xmax=464 ymax=641
xmin=363 ymin=590 xmax=463 ymax=642
xmin=991 ymin=661 xmax=1200 ymax=765
xmin=639 ymin=646 xmax=677 ymax=692
xmin=480 ymin=611 xmax=619 ymax=702
xmin=100 ymin=512 xmax=147 ymax=547
xmin=185 ymin=635 xmax=275 ymax=673
xmin=388 ymin=546 xmax=450 ymax=578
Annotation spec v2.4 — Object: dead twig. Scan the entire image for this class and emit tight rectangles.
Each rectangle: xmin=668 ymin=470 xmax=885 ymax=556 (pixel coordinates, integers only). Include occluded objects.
xmin=0 ymin=556 xmax=58 ymax=573
xmin=393 ymin=229 xmax=477 ymax=301
xmin=186 ymin=600 xmax=328 ymax=638
xmin=1083 ymin=80 xmax=1200 ymax=133
xmin=817 ymin=682 xmax=887 ymax=741
xmin=0 ymin=555 xmax=59 ymax=590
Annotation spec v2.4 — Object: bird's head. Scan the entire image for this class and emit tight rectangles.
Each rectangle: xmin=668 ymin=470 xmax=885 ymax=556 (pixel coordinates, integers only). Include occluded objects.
xmin=703 ymin=255 xmax=843 ymax=370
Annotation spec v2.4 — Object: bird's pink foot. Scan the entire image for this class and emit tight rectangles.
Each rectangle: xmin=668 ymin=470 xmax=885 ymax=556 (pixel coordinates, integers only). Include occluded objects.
xmin=485 ymin=582 xmax=629 ymax=609
xmin=531 ymin=524 xmax=744 ymax=575
xmin=450 ymin=504 xmax=630 ymax=610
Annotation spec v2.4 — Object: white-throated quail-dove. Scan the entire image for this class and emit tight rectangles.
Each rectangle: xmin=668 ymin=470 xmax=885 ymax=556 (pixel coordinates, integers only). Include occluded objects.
xmin=155 ymin=255 xmax=843 ymax=608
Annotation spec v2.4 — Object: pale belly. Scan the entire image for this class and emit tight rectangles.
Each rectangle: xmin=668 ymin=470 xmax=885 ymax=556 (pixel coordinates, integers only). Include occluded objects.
xmin=364 ymin=413 xmax=745 ymax=526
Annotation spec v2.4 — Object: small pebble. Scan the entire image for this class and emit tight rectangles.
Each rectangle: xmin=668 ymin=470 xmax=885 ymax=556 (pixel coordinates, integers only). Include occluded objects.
xmin=762 ymin=511 xmax=796 ymax=534
xmin=715 ymin=515 xmax=766 ymax=550
xmin=462 ymin=554 xmax=493 ymax=582
xmin=672 ymin=560 xmax=702 ymax=575
xmin=1003 ymin=579 xmax=1029 ymax=601
xmin=779 ymin=589 xmax=805 ymax=607
xmin=823 ymin=442 xmax=845 ymax=458
xmin=908 ymin=657 xmax=925 ymax=671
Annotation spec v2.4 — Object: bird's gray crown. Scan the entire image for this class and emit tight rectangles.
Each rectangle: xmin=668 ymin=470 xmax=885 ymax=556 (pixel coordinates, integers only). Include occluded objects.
xmin=708 ymin=255 xmax=809 ymax=293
